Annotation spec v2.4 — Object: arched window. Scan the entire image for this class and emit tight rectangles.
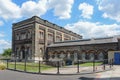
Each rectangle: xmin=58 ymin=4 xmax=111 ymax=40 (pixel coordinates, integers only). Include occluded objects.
xmin=99 ymin=52 xmax=103 ymax=60
xmin=39 ymin=48 xmax=43 ymax=56
xmin=39 ymin=31 xmax=44 ymax=39
xmin=70 ymin=53 xmax=74 ymax=60
xmin=94 ymin=53 xmax=98 ymax=60
xmin=85 ymin=53 xmax=90 ymax=60
xmin=78 ymin=53 xmax=82 ymax=60
xmin=57 ymin=54 xmax=60 ymax=58
xmin=52 ymin=54 xmax=55 ymax=59
xmin=16 ymin=34 xmax=19 ymax=40
xmin=28 ymin=31 xmax=32 ymax=39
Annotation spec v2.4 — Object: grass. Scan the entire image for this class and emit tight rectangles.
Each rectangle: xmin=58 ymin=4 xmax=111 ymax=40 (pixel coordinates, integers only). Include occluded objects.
xmin=4 ymin=61 xmax=103 ymax=72
xmin=7 ymin=62 xmax=55 ymax=72
xmin=0 ymin=61 xmax=6 ymax=70
xmin=80 ymin=62 xmax=103 ymax=67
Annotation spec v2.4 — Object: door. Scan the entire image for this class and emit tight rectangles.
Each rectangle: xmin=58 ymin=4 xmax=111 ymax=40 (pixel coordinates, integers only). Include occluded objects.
xmin=114 ymin=52 xmax=120 ymax=64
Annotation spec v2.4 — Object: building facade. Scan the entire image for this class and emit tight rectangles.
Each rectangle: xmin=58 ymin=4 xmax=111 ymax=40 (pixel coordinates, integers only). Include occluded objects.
xmin=12 ymin=16 xmax=82 ymax=61
xmin=12 ymin=16 xmax=120 ymax=64
xmin=47 ymin=36 xmax=120 ymax=64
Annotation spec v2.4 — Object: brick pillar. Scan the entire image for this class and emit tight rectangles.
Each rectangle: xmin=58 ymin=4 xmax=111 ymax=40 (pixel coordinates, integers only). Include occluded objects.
xmin=54 ymin=30 xmax=56 ymax=42
xmin=62 ymin=33 xmax=64 ymax=41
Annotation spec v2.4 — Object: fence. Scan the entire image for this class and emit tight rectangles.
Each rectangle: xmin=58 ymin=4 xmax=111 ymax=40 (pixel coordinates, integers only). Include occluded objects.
xmin=0 ymin=59 xmax=113 ymax=75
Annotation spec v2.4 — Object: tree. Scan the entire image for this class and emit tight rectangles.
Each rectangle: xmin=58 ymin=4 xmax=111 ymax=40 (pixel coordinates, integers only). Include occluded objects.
xmin=2 ymin=48 xmax=12 ymax=57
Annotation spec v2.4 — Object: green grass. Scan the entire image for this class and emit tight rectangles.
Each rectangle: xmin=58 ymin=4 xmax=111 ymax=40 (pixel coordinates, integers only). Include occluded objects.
xmin=80 ymin=62 xmax=103 ymax=67
xmin=7 ymin=62 xmax=55 ymax=72
xmin=6 ymin=61 xmax=103 ymax=72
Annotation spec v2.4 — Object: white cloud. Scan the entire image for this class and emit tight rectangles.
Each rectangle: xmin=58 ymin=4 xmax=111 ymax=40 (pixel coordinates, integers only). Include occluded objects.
xmin=97 ymin=0 xmax=120 ymax=22
xmin=78 ymin=3 xmax=94 ymax=19
xmin=48 ymin=0 xmax=74 ymax=19
xmin=0 ymin=39 xmax=11 ymax=53
xmin=0 ymin=0 xmax=21 ymax=20
xmin=21 ymin=0 xmax=47 ymax=17
xmin=65 ymin=21 xmax=120 ymax=38
xmin=0 ymin=32 xmax=5 ymax=37
xmin=0 ymin=0 xmax=74 ymax=20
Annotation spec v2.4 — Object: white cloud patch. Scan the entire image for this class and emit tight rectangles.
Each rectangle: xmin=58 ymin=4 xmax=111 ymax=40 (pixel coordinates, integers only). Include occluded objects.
xmin=0 ymin=39 xmax=11 ymax=53
xmin=21 ymin=0 xmax=47 ymax=17
xmin=0 ymin=21 xmax=3 ymax=26
xmin=79 ymin=3 xmax=94 ymax=19
xmin=0 ymin=0 xmax=21 ymax=20
xmin=65 ymin=21 xmax=120 ymax=38
xmin=46 ymin=0 xmax=74 ymax=19
xmin=0 ymin=32 xmax=5 ymax=37
xmin=97 ymin=0 xmax=120 ymax=22
xmin=0 ymin=0 xmax=73 ymax=20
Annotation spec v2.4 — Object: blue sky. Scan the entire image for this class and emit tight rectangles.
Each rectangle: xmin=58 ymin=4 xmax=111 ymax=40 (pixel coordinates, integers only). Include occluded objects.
xmin=0 ymin=0 xmax=120 ymax=53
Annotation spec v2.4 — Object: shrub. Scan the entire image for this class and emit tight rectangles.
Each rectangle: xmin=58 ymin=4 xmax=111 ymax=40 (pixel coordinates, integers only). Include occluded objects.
xmin=0 ymin=61 xmax=6 ymax=70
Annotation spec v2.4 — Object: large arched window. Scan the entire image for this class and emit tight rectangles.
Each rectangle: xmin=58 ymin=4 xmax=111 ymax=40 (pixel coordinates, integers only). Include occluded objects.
xmin=16 ymin=34 xmax=20 ymax=40
xmin=99 ymin=52 xmax=103 ymax=60
xmin=52 ymin=54 xmax=55 ymax=59
xmin=39 ymin=48 xmax=43 ymax=57
xmin=78 ymin=53 xmax=82 ymax=60
xmin=85 ymin=53 xmax=90 ymax=60
xmin=94 ymin=53 xmax=98 ymax=60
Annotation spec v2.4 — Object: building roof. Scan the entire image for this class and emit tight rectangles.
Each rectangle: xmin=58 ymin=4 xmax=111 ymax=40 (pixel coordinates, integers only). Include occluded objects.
xmin=48 ymin=35 xmax=120 ymax=47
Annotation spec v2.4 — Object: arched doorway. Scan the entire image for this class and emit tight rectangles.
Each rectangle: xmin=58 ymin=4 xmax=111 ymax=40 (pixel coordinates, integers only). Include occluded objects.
xmin=21 ymin=46 xmax=25 ymax=60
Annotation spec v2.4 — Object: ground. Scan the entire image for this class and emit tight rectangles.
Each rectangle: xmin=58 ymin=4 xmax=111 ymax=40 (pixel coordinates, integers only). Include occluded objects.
xmin=0 ymin=65 xmax=120 ymax=80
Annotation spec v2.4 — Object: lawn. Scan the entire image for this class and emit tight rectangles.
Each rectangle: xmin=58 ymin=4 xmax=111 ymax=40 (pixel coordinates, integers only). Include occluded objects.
xmin=7 ymin=62 xmax=55 ymax=73
xmin=5 ymin=61 xmax=103 ymax=73
xmin=80 ymin=62 xmax=103 ymax=66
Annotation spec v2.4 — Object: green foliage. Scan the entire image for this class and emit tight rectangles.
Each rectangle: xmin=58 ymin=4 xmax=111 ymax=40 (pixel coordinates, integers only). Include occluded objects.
xmin=2 ymin=48 xmax=12 ymax=57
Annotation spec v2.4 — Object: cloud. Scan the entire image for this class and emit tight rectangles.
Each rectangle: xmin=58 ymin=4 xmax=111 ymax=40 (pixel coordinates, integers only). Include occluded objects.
xmin=78 ymin=3 xmax=94 ymax=19
xmin=0 ymin=0 xmax=74 ymax=20
xmin=0 ymin=39 xmax=11 ymax=53
xmin=97 ymin=0 xmax=120 ymax=22
xmin=0 ymin=0 xmax=21 ymax=20
xmin=65 ymin=21 xmax=120 ymax=38
xmin=0 ymin=32 xmax=5 ymax=37
xmin=21 ymin=0 xmax=47 ymax=17
xmin=0 ymin=21 xmax=3 ymax=26
xmin=48 ymin=0 xmax=74 ymax=19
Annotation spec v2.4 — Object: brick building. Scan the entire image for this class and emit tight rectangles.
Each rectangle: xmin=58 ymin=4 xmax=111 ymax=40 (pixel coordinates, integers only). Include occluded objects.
xmin=12 ymin=16 xmax=120 ymax=64
xmin=12 ymin=16 xmax=82 ymax=61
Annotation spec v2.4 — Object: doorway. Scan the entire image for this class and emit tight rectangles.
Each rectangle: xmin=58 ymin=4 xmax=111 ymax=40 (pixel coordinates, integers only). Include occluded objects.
xmin=114 ymin=52 xmax=120 ymax=64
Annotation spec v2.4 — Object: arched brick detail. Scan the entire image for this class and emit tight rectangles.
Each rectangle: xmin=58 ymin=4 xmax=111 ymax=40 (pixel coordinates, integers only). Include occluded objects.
xmin=53 ymin=51 xmax=59 ymax=54
xmin=59 ymin=51 xmax=65 ymax=54
xmin=73 ymin=50 xmax=79 ymax=54
xmin=87 ymin=50 xmax=96 ymax=53
xmin=66 ymin=50 xmax=72 ymax=54
xmin=81 ymin=50 xmax=87 ymax=53
xmin=97 ymin=49 xmax=106 ymax=54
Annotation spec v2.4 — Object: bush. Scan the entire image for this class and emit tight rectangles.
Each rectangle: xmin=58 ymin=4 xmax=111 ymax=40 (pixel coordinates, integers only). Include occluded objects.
xmin=0 ymin=61 xmax=6 ymax=70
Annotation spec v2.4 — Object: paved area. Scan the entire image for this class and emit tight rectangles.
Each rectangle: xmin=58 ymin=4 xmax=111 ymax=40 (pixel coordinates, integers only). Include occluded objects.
xmin=0 ymin=65 xmax=120 ymax=80
xmin=42 ymin=65 xmax=111 ymax=74
xmin=0 ymin=70 xmax=95 ymax=80
xmin=95 ymin=65 xmax=120 ymax=80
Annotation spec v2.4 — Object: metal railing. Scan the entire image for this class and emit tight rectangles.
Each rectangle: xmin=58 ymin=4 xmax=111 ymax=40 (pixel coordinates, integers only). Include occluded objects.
xmin=0 ymin=59 xmax=114 ymax=75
